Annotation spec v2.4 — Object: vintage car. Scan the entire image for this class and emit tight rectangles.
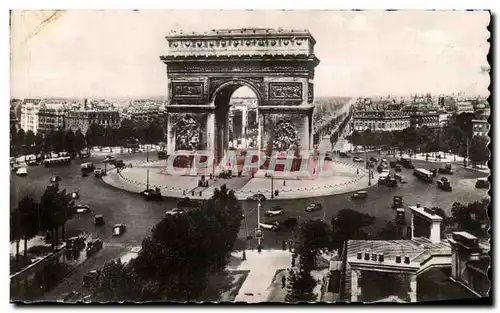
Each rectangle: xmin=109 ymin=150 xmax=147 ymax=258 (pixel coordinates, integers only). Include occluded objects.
xmin=265 ymin=207 xmax=285 ymax=217
xmin=82 ymin=270 xmax=101 ymax=288
xmin=50 ymin=175 xmax=62 ymax=183
xmin=247 ymin=193 xmax=266 ymax=202
xmin=475 ymin=178 xmax=490 ymax=189
xmin=94 ymin=168 xmax=106 ymax=177
xmin=351 ymin=191 xmax=368 ymax=200
xmin=395 ymin=164 xmax=402 ymax=172
xmin=140 ymin=188 xmax=162 ymax=200
xmin=70 ymin=191 xmax=80 ymax=200
xmin=165 ymin=208 xmax=186 ymax=216
xmin=86 ymin=239 xmax=103 ymax=256
xmin=259 ymin=221 xmax=280 ymax=231
xmin=112 ymin=224 xmax=127 ymax=236
xmin=75 ymin=204 xmax=91 ymax=214
xmin=438 ymin=164 xmax=454 ymax=175
xmin=353 ymin=157 xmax=364 ymax=163
xmin=437 ymin=177 xmax=452 ymax=192
xmin=93 ymin=214 xmax=105 ymax=226
xmin=305 ymin=203 xmax=323 ymax=212
xmin=386 ymin=177 xmax=398 ymax=187
xmin=392 ymin=196 xmax=403 ymax=210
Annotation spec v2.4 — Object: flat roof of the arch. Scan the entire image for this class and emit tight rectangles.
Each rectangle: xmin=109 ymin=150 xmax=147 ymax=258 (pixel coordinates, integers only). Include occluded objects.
xmin=166 ymin=28 xmax=316 ymax=44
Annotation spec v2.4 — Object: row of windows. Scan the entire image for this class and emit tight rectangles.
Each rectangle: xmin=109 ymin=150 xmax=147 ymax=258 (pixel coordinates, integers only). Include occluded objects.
xmin=353 ymin=120 xmax=410 ymax=129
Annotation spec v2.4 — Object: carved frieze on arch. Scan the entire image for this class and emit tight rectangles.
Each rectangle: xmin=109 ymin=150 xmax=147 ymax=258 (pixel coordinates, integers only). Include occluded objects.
xmin=209 ymin=77 xmax=264 ymax=104
xmin=174 ymin=115 xmax=201 ymax=151
xmin=272 ymin=119 xmax=299 ymax=152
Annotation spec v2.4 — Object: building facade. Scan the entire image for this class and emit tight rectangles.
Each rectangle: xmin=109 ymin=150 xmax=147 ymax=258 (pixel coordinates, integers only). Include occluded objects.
xmin=20 ymin=99 xmax=42 ymax=133
xmin=37 ymin=100 xmax=68 ymax=135
xmin=352 ymin=110 xmax=410 ymax=132
xmin=456 ymin=101 xmax=475 ymax=114
xmin=472 ymin=119 xmax=490 ymax=137
xmin=410 ymin=111 xmax=440 ymax=129
xmin=123 ymin=100 xmax=165 ymax=123
xmin=66 ymin=109 xmax=120 ymax=134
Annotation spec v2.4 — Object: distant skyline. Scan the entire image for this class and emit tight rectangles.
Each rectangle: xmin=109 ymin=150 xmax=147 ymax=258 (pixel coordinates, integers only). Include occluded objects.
xmin=11 ymin=10 xmax=490 ymax=99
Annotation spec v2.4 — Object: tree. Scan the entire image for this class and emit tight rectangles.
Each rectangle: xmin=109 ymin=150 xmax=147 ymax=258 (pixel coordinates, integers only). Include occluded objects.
xmin=131 ymin=184 xmax=242 ymax=301
xmin=34 ymin=132 xmax=44 ymax=154
xmin=86 ymin=123 xmax=104 ymax=149
xmin=376 ymin=222 xmax=400 ymax=240
xmin=331 ymin=209 xmax=375 ymax=253
xmin=89 ymin=259 xmax=159 ymax=302
xmin=39 ymin=185 xmax=74 ymax=249
xmin=17 ymin=196 xmax=40 ymax=262
xmin=346 ymin=130 xmax=362 ymax=151
xmin=449 ymin=200 xmax=489 ymax=238
xmin=25 ymin=130 xmax=35 ymax=153
xmin=295 ymin=220 xmax=330 ymax=271
xmin=285 ymin=267 xmax=317 ymax=303
xmin=10 ymin=210 xmax=22 ymax=269
xmin=64 ymin=129 xmax=76 ymax=156
xmin=469 ymin=136 xmax=489 ymax=167
xmin=74 ymin=129 xmax=86 ymax=154
xmin=16 ymin=129 xmax=25 ymax=152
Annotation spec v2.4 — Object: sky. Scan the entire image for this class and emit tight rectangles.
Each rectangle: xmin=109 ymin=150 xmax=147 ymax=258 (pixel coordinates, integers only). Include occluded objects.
xmin=10 ymin=10 xmax=490 ymax=99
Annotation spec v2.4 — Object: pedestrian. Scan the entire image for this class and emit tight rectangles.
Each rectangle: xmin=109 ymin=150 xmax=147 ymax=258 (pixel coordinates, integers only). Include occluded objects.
xmin=283 ymin=180 xmax=286 ymax=186
xmin=242 ymin=250 xmax=246 ymax=261
xmin=357 ymin=168 xmax=359 ymax=175
xmin=281 ymin=275 xmax=286 ymax=288
xmin=282 ymin=240 xmax=286 ymax=251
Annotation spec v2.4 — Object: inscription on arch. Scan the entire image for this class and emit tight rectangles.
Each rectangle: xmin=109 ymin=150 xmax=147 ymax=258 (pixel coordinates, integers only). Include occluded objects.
xmin=269 ymin=82 xmax=303 ymax=100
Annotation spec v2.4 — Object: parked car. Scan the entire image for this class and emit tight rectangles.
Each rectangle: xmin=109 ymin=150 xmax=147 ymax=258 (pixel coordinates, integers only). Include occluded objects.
xmin=265 ymin=207 xmax=285 ymax=217
xmin=75 ymin=204 xmax=91 ymax=214
xmin=70 ymin=191 xmax=80 ymax=200
xmin=305 ymin=203 xmax=322 ymax=212
xmin=339 ymin=152 xmax=350 ymax=158
xmin=386 ymin=177 xmax=398 ymax=187
xmin=165 ymin=208 xmax=185 ymax=216
xmin=351 ymin=191 xmax=368 ymax=200
xmin=94 ymin=214 xmax=105 ymax=226
xmin=353 ymin=157 xmax=363 ymax=163
xmin=16 ymin=167 xmax=28 ymax=176
xmin=392 ymin=196 xmax=403 ymax=210
xmin=86 ymin=239 xmax=103 ymax=256
xmin=259 ymin=221 xmax=280 ymax=231
xmin=82 ymin=270 xmax=100 ymax=288
xmin=94 ymin=168 xmax=105 ymax=177
xmin=438 ymin=164 xmax=454 ymax=175
xmin=140 ymin=188 xmax=162 ymax=200
xmin=395 ymin=164 xmax=402 ymax=172
xmin=475 ymin=178 xmax=490 ymax=189
xmin=158 ymin=151 xmax=167 ymax=159
xmin=112 ymin=224 xmax=126 ymax=236
xmin=80 ymin=162 xmax=95 ymax=174
xmin=389 ymin=161 xmax=398 ymax=168
xmin=27 ymin=159 xmax=38 ymax=166
xmin=437 ymin=177 xmax=452 ymax=191
xmin=247 ymin=193 xmax=266 ymax=202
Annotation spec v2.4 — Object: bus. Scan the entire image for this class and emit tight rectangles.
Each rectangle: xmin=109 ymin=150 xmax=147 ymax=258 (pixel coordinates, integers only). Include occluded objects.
xmin=413 ymin=168 xmax=433 ymax=182
xmin=43 ymin=156 xmax=71 ymax=167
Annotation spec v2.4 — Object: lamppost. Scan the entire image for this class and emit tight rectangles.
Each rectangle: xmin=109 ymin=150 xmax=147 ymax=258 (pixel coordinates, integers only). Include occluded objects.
xmin=257 ymin=197 xmax=262 ymax=252
xmin=146 ymin=143 xmax=149 ymax=162
xmin=270 ymin=174 xmax=274 ymax=199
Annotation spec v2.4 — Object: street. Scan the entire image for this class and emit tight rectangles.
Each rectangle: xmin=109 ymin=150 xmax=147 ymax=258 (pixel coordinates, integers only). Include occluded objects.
xmin=10 ymin=150 xmax=489 ymax=301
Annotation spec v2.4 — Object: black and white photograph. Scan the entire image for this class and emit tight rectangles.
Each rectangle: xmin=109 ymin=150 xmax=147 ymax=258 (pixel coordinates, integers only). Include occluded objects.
xmin=8 ymin=9 xmax=491 ymax=304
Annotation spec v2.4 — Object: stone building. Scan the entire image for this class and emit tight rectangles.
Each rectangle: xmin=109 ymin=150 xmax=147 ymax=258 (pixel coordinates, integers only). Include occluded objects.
xmin=339 ymin=205 xmax=490 ymax=303
xmin=20 ymin=99 xmax=42 ymax=133
xmin=37 ymin=100 xmax=68 ymax=135
xmin=352 ymin=110 xmax=410 ymax=132
xmin=65 ymin=100 xmax=120 ymax=134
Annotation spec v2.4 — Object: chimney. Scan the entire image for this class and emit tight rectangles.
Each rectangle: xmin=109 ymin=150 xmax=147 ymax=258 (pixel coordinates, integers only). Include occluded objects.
xmin=378 ymin=254 xmax=384 ymax=262
xmin=404 ymin=256 xmax=411 ymax=264
xmin=395 ymin=255 xmax=402 ymax=263
xmin=364 ymin=252 xmax=370 ymax=261
xmin=371 ymin=253 xmax=377 ymax=261
xmin=356 ymin=252 xmax=362 ymax=260
xmin=416 ymin=203 xmax=421 ymax=208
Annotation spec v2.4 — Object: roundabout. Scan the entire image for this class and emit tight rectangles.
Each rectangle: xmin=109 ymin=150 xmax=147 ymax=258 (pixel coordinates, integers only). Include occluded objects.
xmin=101 ymin=156 xmax=371 ymax=201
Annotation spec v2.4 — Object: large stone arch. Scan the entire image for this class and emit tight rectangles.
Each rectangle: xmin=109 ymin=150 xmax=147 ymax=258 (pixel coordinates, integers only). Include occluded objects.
xmin=161 ymin=28 xmax=320 ymax=164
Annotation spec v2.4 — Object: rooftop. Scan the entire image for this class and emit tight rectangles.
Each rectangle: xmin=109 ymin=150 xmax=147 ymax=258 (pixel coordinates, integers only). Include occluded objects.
xmin=409 ymin=205 xmax=444 ymax=222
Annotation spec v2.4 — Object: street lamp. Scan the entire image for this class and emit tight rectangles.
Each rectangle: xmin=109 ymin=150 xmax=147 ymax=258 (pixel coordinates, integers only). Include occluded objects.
xmin=270 ymin=174 xmax=274 ymax=199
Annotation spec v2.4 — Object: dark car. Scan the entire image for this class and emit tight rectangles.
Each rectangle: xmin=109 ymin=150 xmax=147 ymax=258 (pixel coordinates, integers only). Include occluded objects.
xmin=437 ymin=177 xmax=452 ymax=192
xmin=386 ymin=177 xmax=398 ymax=187
xmin=339 ymin=152 xmax=350 ymax=158
xmin=50 ymin=175 xmax=62 ymax=183
xmin=94 ymin=214 xmax=105 ymax=226
xmin=389 ymin=161 xmax=398 ymax=168
xmin=66 ymin=237 xmax=86 ymax=251
xmin=305 ymin=203 xmax=322 ymax=212
xmin=438 ymin=164 xmax=454 ymax=175
xmin=370 ymin=157 xmax=379 ymax=163
xmin=392 ymin=196 xmax=403 ymax=210
xmin=475 ymin=178 xmax=489 ymax=189
xmin=351 ymin=191 xmax=368 ymax=200
xmin=112 ymin=224 xmax=126 ymax=236
xmin=82 ymin=270 xmax=100 ymax=288
xmin=115 ymin=160 xmax=126 ymax=168
xmin=86 ymin=239 xmax=103 ymax=256
xmin=247 ymin=193 xmax=266 ymax=202
xmin=140 ymin=188 xmax=162 ymax=200
xmin=395 ymin=164 xmax=402 ymax=172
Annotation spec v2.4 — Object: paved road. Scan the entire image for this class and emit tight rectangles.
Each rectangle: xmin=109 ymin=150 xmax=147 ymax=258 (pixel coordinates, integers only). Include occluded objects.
xmin=10 ymin=150 xmax=489 ymax=301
